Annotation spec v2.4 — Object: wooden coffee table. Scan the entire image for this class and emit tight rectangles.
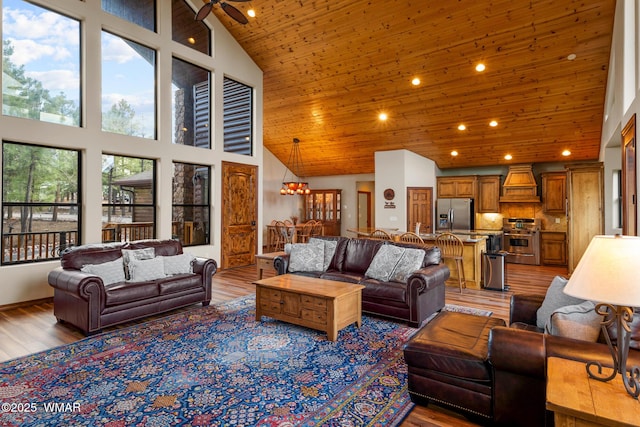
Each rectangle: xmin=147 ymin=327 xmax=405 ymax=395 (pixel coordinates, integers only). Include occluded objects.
xmin=253 ymin=274 xmax=365 ymax=341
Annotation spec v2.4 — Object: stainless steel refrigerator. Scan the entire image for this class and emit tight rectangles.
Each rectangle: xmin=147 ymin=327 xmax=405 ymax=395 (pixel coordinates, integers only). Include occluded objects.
xmin=436 ymin=198 xmax=474 ymax=231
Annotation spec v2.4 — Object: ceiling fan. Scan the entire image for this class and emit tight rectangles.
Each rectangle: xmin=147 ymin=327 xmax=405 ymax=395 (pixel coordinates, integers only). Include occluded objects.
xmin=195 ymin=0 xmax=250 ymax=25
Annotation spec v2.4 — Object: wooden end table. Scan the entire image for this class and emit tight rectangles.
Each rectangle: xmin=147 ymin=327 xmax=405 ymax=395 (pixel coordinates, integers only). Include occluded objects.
xmin=253 ymin=274 xmax=364 ymax=341
xmin=546 ymin=356 xmax=640 ymax=427
xmin=255 ymin=251 xmax=285 ymax=280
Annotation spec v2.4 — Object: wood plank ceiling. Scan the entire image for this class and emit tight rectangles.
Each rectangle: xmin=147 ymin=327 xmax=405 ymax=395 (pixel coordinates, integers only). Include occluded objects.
xmin=206 ymin=0 xmax=616 ymax=175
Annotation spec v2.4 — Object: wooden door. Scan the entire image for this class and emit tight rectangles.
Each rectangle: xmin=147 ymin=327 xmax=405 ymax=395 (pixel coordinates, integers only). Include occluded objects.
xmin=357 ymin=191 xmax=371 ymax=228
xmin=221 ymin=162 xmax=258 ymax=269
xmin=567 ymin=164 xmax=603 ymax=273
xmin=622 ymin=114 xmax=637 ymax=236
xmin=407 ymin=187 xmax=433 ymax=234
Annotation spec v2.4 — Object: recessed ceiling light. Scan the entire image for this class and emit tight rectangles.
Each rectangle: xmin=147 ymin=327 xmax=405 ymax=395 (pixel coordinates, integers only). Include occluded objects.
xmin=451 ymin=150 xmax=459 ymax=157
xmin=187 ymin=37 xmax=196 ymax=44
xmin=475 ymin=63 xmax=486 ymax=72
xmin=567 ymin=53 xmax=577 ymax=61
xmin=504 ymin=154 xmax=512 ymax=160
xmin=378 ymin=112 xmax=388 ymax=121
xmin=411 ymin=77 xmax=421 ymax=86
xmin=457 ymin=124 xmax=466 ymax=131
xmin=247 ymin=9 xmax=256 ymax=18
xmin=562 ymin=150 xmax=571 ymax=156
xmin=489 ymin=120 xmax=498 ymax=127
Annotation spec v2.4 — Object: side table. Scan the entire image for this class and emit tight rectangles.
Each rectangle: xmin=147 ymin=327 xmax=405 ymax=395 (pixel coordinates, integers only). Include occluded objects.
xmin=255 ymin=251 xmax=285 ymax=280
xmin=546 ymin=356 xmax=640 ymax=427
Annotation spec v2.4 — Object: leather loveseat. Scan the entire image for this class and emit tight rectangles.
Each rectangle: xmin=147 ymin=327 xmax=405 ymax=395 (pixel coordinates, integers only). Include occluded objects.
xmin=488 ymin=293 xmax=640 ymax=427
xmin=48 ymin=239 xmax=217 ymax=335
xmin=273 ymin=236 xmax=450 ymax=327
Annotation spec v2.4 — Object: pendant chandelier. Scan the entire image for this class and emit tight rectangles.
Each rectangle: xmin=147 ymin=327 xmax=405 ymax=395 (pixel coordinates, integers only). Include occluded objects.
xmin=280 ymin=138 xmax=311 ymax=195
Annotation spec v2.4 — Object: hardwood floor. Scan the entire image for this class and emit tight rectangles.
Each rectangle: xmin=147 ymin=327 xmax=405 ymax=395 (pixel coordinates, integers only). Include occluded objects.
xmin=0 ymin=262 xmax=566 ymax=426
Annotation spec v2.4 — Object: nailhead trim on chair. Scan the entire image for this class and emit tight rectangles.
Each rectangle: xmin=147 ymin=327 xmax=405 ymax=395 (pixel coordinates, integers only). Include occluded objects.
xmin=408 ymin=390 xmax=492 ymax=419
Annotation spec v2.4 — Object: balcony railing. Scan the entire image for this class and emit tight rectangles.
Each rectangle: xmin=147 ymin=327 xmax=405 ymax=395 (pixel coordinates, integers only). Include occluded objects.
xmin=2 ymin=230 xmax=78 ymax=264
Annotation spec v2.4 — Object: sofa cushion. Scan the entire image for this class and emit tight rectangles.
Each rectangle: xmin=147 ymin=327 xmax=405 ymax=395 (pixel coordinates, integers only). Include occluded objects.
xmin=161 ymin=253 xmax=195 ymax=275
xmin=288 ymin=240 xmax=325 ymax=272
xmin=127 ymin=257 xmax=166 ymax=282
xmin=546 ymin=301 xmax=602 ymax=342
xmin=536 ymin=275 xmax=585 ymax=330
xmin=365 ymin=244 xmax=406 ymax=281
xmin=158 ymin=275 xmax=202 ymax=295
xmin=80 ymin=257 xmax=126 ymax=285
xmin=319 ymin=271 xmax=364 ymax=284
xmin=391 ymin=247 xmax=425 ymax=283
xmin=342 ymin=238 xmax=384 ymax=274
xmin=122 ymin=248 xmax=156 ymax=279
xmin=361 ymin=278 xmax=406 ymax=304
xmin=105 ymin=281 xmax=160 ymax=306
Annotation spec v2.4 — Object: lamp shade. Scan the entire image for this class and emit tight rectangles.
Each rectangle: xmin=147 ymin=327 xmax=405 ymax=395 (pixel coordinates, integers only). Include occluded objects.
xmin=563 ymin=235 xmax=640 ymax=307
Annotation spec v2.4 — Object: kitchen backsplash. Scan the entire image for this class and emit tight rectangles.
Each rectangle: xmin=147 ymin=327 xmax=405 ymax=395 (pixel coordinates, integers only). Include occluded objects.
xmin=475 ymin=203 xmax=567 ymax=231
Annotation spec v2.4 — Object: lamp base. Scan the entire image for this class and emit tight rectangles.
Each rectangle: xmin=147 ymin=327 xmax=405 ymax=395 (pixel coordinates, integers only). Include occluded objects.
xmin=586 ymin=304 xmax=640 ymax=399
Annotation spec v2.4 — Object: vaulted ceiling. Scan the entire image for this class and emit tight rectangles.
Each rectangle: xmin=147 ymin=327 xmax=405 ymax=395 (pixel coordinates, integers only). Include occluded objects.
xmin=209 ymin=0 xmax=616 ymax=175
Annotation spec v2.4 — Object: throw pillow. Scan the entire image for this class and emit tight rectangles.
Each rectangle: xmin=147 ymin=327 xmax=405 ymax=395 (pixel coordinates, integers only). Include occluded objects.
xmin=546 ymin=301 xmax=602 ymax=342
xmin=391 ymin=247 xmax=426 ymax=283
xmin=127 ymin=257 xmax=166 ymax=282
xmin=122 ymin=247 xmax=156 ymax=280
xmin=161 ymin=253 xmax=195 ymax=275
xmin=81 ymin=257 xmax=125 ymax=285
xmin=309 ymin=238 xmax=338 ymax=271
xmin=365 ymin=244 xmax=406 ymax=282
xmin=536 ymin=275 xmax=585 ymax=330
xmin=288 ymin=239 xmax=325 ymax=272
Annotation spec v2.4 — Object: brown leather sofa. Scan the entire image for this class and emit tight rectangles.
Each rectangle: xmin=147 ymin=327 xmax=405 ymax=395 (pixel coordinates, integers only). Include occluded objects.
xmin=48 ymin=239 xmax=217 ymax=335
xmin=488 ymin=294 xmax=640 ymax=427
xmin=273 ymin=236 xmax=450 ymax=327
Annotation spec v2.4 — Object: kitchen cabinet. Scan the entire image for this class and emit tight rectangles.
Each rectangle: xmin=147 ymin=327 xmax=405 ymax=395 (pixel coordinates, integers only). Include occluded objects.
xmin=303 ymin=189 xmax=341 ymax=236
xmin=567 ymin=163 xmax=603 ymax=273
xmin=541 ymin=172 xmax=567 ymax=214
xmin=437 ymin=176 xmax=477 ymax=198
xmin=477 ymin=175 xmax=501 ymax=213
xmin=540 ymin=231 xmax=567 ymax=266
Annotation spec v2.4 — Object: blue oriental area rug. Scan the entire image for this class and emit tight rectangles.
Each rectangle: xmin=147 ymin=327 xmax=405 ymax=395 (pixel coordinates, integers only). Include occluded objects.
xmin=0 ymin=296 xmax=418 ymax=426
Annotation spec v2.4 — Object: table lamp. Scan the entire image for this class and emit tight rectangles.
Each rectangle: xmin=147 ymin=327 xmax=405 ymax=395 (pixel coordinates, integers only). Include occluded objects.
xmin=563 ymin=234 xmax=640 ymax=399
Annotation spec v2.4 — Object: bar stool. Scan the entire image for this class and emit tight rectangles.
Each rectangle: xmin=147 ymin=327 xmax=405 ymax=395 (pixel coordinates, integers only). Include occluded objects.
xmin=435 ymin=232 xmax=466 ymax=292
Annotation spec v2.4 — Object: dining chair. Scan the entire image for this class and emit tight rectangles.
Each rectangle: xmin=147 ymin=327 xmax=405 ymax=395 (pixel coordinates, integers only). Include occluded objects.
xmin=298 ymin=220 xmax=315 ymax=243
xmin=275 ymin=220 xmax=294 ymax=246
xmin=369 ymin=229 xmax=392 ymax=240
xmin=399 ymin=232 xmax=425 ymax=245
xmin=435 ymin=232 xmax=466 ymax=292
xmin=311 ymin=220 xmax=324 ymax=237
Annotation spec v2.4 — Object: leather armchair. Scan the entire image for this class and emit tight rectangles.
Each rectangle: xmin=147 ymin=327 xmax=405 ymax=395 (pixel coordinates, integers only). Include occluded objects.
xmin=488 ymin=294 xmax=640 ymax=427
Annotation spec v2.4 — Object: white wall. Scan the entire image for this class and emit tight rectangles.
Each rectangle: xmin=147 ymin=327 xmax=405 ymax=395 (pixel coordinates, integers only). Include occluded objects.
xmin=599 ymin=0 xmax=640 ymax=236
xmin=374 ymin=150 xmax=437 ymax=232
xmin=0 ymin=1 xmax=263 ymax=305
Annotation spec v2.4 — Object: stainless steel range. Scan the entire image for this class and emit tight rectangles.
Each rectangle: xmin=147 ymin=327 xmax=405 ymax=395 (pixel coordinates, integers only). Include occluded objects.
xmin=502 ymin=218 xmax=541 ymax=265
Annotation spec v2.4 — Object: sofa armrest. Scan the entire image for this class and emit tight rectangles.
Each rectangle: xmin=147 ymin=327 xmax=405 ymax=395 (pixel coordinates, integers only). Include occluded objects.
xmin=488 ymin=326 xmax=546 ymax=377
xmin=407 ymin=263 xmax=450 ymax=293
xmin=510 ymin=294 xmax=545 ymax=326
xmin=47 ymin=268 xmax=106 ymax=302
xmin=273 ymin=254 xmax=290 ymax=275
xmin=192 ymin=257 xmax=217 ymax=302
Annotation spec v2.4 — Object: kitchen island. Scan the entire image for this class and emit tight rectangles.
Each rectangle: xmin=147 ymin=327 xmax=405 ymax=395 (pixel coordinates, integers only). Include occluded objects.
xmin=421 ymin=233 xmax=487 ymax=290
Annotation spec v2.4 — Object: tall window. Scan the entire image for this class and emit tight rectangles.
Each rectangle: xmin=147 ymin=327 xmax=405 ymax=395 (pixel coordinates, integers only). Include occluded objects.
xmin=223 ymin=77 xmax=253 ymax=155
xmin=172 ymin=162 xmax=210 ymax=246
xmin=102 ymin=0 xmax=156 ymax=32
xmin=2 ymin=0 xmax=80 ymax=126
xmin=102 ymin=155 xmax=155 ymax=242
xmin=172 ymin=0 xmax=210 ymax=55
xmin=172 ymin=57 xmax=210 ymax=148
xmin=101 ymin=31 xmax=156 ymax=139
xmin=2 ymin=142 xmax=80 ymax=265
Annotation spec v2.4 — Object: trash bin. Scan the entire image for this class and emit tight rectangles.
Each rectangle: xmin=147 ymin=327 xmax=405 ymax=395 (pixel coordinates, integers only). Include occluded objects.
xmin=483 ymin=251 xmax=508 ymax=291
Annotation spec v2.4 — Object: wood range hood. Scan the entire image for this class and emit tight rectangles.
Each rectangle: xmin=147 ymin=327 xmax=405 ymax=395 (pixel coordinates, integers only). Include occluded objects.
xmin=499 ymin=164 xmax=541 ymax=203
